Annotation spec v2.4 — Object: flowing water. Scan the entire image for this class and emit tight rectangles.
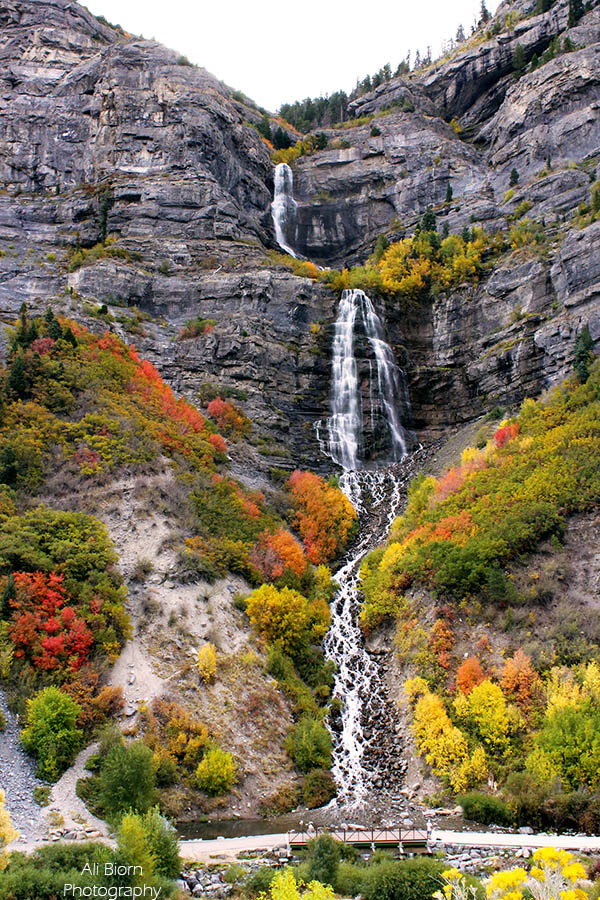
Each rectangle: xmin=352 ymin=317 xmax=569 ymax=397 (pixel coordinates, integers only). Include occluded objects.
xmin=323 ymin=288 xmax=414 ymax=805
xmin=271 ymin=162 xmax=298 ymax=257
xmin=325 ymin=289 xmax=410 ymax=470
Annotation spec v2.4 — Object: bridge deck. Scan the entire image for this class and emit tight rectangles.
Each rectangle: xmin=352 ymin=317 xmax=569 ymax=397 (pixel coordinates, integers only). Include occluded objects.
xmin=287 ymin=827 xmax=429 ymax=849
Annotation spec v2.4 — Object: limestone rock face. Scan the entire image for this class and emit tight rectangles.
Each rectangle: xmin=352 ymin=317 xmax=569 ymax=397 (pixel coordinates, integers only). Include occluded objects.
xmin=0 ymin=0 xmax=273 ymax=243
xmin=0 ymin=0 xmax=599 ymax=464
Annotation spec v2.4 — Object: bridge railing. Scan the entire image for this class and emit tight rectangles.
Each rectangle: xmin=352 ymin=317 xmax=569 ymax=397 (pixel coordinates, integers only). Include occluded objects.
xmin=287 ymin=826 xmax=429 ymax=848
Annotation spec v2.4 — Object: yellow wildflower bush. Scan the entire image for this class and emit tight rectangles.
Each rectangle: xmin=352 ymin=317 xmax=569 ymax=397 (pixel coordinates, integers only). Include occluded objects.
xmin=258 ymin=867 xmax=335 ymax=900
xmin=484 ymin=849 xmax=587 ymax=900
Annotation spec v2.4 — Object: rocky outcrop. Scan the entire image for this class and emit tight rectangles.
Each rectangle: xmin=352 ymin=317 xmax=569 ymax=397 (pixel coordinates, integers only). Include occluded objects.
xmin=479 ymin=43 xmax=600 ymax=180
xmin=0 ymin=0 xmax=599 ymax=462
xmin=292 ymin=113 xmax=491 ymax=266
xmin=422 ymin=0 xmax=570 ymax=119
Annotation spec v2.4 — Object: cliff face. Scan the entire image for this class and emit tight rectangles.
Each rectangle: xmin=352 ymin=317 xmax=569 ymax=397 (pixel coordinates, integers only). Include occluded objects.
xmin=0 ymin=0 xmax=599 ymax=461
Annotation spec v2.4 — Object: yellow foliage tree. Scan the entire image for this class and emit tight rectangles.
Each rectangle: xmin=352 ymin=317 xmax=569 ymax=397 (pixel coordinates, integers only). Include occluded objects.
xmin=454 ymin=679 xmax=519 ymax=754
xmin=408 ymin=684 xmax=486 ymax=792
xmin=0 ymin=789 xmax=17 ymax=871
xmin=197 ymin=642 xmax=217 ymax=683
xmin=246 ymin=584 xmax=329 ymax=654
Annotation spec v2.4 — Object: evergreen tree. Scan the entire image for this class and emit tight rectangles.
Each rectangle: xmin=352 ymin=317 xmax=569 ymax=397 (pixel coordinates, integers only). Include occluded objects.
xmin=513 ymin=43 xmax=526 ymax=75
xmin=568 ymin=0 xmax=584 ymax=26
xmin=273 ymin=127 xmax=292 ymax=150
xmin=422 ymin=207 xmax=437 ymax=231
xmin=373 ymin=234 xmax=389 ymax=262
xmin=26 ymin=321 xmax=39 ymax=346
xmin=446 ymin=183 xmax=453 ymax=202
xmin=456 ymin=24 xmax=466 ymax=42
xmin=63 ymin=327 xmax=78 ymax=348
xmin=480 ymin=1 xmax=491 ymax=24
xmin=256 ymin=114 xmax=272 ymax=141
xmin=1 ymin=574 xmax=14 ymax=620
xmin=574 ymin=325 xmax=593 ymax=383
xmin=462 ymin=225 xmax=471 ymax=243
xmin=510 ymin=167 xmax=520 ymax=186
xmin=47 ymin=316 xmax=63 ymax=341
xmin=442 ymin=222 xmax=450 ymax=238
xmin=7 ymin=354 xmax=28 ymax=399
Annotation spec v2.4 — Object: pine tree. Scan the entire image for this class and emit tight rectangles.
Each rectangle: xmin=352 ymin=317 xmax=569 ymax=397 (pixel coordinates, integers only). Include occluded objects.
xmin=568 ymin=0 xmax=584 ymax=26
xmin=446 ymin=183 xmax=453 ymax=203
xmin=480 ymin=1 xmax=491 ymax=24
xmin=422 ymin=207 xmax=437 ymax=231
xmin=47 ymin=316 xmax=63 ymax=341
xmin=513 ymin=43 xmax=526 ymax=75
xmin=510 ymin=167 xmax=520 ymax=186
xmin=7 ymin=354 xmax=27 ymax=399
xmin=1 ymin=574 xmax=15 ymax=620
xmin=574 ymin=325 xmax=593 ymax=383
xmin=456 ymin=24 xmax=466 ymax=42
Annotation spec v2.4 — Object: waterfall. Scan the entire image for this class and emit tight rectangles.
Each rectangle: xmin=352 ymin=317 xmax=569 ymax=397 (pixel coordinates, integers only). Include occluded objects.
xmin=326 ymin=288 xmax=409 ymax=469
xmin=271 ymin=162 xmax=297 ymax=257
xmin=322 ymin=287 xmax=413 ymax=805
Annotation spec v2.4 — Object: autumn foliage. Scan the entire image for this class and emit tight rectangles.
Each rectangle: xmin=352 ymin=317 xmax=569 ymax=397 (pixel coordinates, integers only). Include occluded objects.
xmin=288 ymin=470 xmax=357 ymax=564
xmin=246 ymin=584 xmax=330 ymax=655
xmin=8 ymin=571 xmax=93 ymax=672
xmin=249 ymin=529 xmax=308 ymax=581
xmin=206 ymin=396 xmax=251 ymax=439
xmin=457 ymin=657 xmax=486 ymax=695
xmin=361 ymin=363 xmax=600 ymax=628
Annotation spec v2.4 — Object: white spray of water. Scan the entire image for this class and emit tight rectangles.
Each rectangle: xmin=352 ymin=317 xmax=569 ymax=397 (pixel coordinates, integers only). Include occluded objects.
xmin=326 ymin=288 xmax=408 ymax=469
xmin=325 ymin=469 xmax=404 ymax=803
xmin=321 ymin=287 xmax=414 ymax=804
xmin=271 ymin=162 xmax=298 ymax=257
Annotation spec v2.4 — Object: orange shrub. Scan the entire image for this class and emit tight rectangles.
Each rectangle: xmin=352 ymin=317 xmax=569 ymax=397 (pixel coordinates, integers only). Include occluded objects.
xmin=288 ymin=470 xmax=357 ymax=564
xmin=429 ymin=619 xmax=455 ymax=669
xmin=494 ymin=422 xmax=519 ymax=448
xmin=501 ymin=648 xmax=541 ymax=711
xmin=206 ymin=397 xmax=251 ymax=438
xmin=249 ymin=529 xmax=308 ymax=581
xmin=457 ymin=657 xmax=486 ymax=695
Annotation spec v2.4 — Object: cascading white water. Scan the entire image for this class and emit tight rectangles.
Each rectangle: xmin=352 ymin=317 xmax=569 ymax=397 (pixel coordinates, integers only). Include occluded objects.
xmin=327 ymin=291 xmax=362 ymax=470
xmin=326 ymin=288 xmax=409 ymax=469
xmin=323 ymin=287 xmax=413 ymax=805
xmin=325 ymin=469 xmax=404 ymax=803
xmin=271 ymin=162 xmax=298 ymax=257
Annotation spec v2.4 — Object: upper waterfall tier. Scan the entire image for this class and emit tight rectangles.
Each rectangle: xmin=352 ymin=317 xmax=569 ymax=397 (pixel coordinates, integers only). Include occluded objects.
xmin=326 ymin=289 xmax=411 ymax=470
xmin=271 ymin=163 xmax=298 ymax=257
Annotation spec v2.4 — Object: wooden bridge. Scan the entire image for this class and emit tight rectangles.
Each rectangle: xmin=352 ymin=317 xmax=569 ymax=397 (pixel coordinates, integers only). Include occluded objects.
xmin=287 ymin=825 xmax=429 ymax=851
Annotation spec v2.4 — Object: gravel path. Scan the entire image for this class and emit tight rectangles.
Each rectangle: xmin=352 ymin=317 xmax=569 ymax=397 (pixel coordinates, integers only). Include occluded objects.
xmin=48 ymin=742 xmax=109 ymax=837
xmin=0 ymin=689 xmax=46 ymax=844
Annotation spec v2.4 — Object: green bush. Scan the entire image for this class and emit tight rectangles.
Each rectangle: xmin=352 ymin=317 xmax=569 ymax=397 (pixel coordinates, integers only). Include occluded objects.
xmin=243 ymin=865 xmax=276 ymax=896
xmin=460 ymin=791 xmax=511 ymax=825
xmin=98 ymin=738 xmax=157 ymax=821
xmin=286 ymin=715 xmax=332 ymax=772
xmin=137 ymin=807 xmax=180 ymax=878
xmin=20 ymin=686 xmax=83 ymax=780
xmin=305 ymin=833 xmax=340 ymax=887
xmin=361 ymin=857 xmax=445 ymax=900
xmin=303 ymin=768 xmax=337 ymax=808
xmin=195 ymin=747 xmax=237 ymax=795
